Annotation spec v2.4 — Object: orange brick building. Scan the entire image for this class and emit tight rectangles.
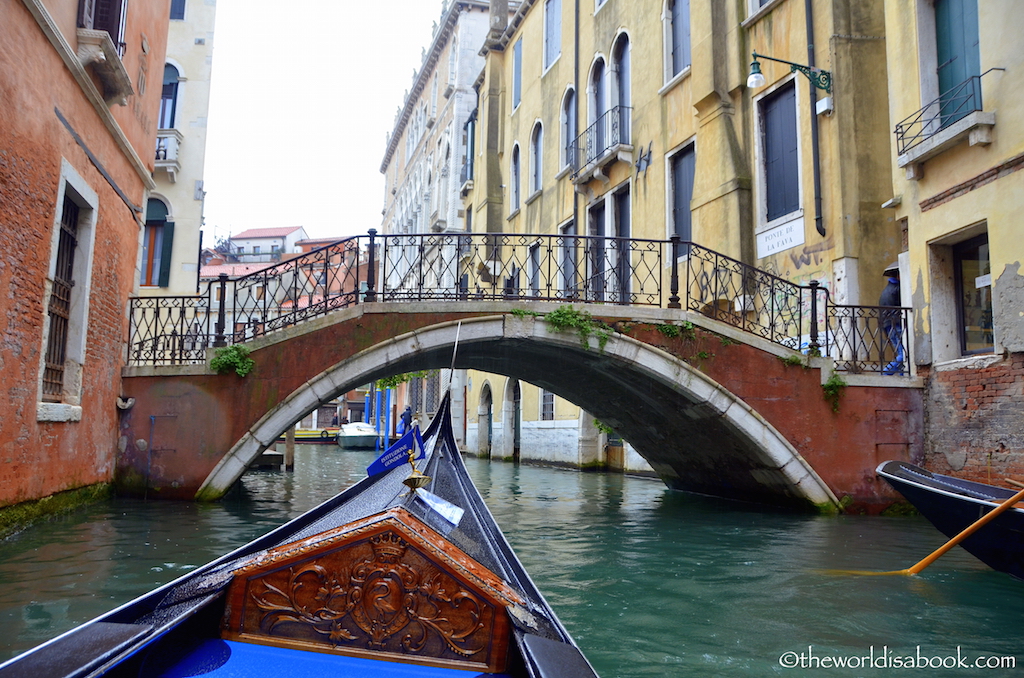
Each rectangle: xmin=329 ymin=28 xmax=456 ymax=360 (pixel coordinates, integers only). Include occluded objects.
xmin=0 ymin=0 xmax=169 ymax=507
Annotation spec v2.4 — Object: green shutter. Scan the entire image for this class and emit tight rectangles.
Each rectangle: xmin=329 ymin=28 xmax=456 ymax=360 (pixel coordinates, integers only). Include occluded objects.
xmin=157 ymin=221 xmax=175 ymax=287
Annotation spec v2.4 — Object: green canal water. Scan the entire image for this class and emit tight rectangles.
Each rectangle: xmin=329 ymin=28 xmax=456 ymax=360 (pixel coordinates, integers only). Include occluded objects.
xmin=0 ymin=446 xmax=1022 ymax=677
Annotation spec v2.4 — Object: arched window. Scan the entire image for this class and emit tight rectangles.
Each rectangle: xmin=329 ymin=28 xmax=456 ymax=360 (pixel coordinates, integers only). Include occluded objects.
xmin=613 ymin=34 xmax=631 ymax=110
xmin=510 ymin=144 xmax=521 ymax=212
xmin=590 ymin=58 xmax=606 ymax=126
xmin=142 ymin=199 xmax=174 ymax=287
xmin=530 ymin=123 xmax=543 ymax=194
xmin=612 ymin=35 xmax=631 ymax=146
xmin=159 ymin=64 xmax=180 ymax=129
xmin=561 ymin=88 xmax=576 ymax=169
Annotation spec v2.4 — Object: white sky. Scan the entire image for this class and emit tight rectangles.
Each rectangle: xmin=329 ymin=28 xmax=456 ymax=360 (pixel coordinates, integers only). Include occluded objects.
xmin=202 ymin=0 xmax=448 ymax=244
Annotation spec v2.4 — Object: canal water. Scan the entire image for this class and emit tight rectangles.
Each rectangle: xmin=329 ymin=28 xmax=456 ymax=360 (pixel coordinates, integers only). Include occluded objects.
xmin=1 ymin=445 xmax=1022 ymax=677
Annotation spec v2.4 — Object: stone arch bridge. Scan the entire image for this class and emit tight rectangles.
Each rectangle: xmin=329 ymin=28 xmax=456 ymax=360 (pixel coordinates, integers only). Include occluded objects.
xmin=119 ymin=302 xmax=922 ymax=512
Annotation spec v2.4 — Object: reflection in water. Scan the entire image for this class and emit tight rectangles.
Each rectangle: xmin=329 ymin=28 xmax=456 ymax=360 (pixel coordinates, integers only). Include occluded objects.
xmin=0 ymin=445 xmax=1022 ymax=677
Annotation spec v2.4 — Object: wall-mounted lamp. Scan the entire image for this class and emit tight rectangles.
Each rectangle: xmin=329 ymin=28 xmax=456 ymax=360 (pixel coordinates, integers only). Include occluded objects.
xmin=747 ymin=52 xmax=832 ymax=94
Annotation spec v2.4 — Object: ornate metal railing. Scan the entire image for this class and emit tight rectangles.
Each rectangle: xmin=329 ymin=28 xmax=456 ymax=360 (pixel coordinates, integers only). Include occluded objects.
xmin=128 ymin=231 xmax=910 ymax=375
xmin=827 ymin=304 xmax=911 ymax=375
xmin=569 ymin=105 xmax=632 ymax=177
xmin=894 ymin=70 xmax=1001 ymax=155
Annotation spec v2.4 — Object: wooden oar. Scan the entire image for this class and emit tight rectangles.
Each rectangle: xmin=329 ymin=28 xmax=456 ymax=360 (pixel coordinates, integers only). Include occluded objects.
xmin=830 ymin=485 xmax=1024 ymax=576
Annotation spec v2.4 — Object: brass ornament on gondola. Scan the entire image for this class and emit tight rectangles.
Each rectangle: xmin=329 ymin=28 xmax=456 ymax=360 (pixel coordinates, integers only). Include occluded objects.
xmin=402 ymin=449 xmax=431 ymax=490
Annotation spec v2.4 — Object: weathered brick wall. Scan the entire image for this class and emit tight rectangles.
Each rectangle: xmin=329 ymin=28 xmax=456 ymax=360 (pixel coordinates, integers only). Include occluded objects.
xmin=922 ymin=353 xmax=1024 ymax=482
xmin=0 ymin=0 xmax=166 ymax=507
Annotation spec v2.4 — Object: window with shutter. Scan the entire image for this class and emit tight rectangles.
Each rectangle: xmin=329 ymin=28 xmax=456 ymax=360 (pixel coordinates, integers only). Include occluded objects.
xmin=544 ymin=0 xmax=561 ymax=69
xmin=670 ymin=144 xmax=695 ymax=242
xmin=670 ymin=0 xmax=691 ymax=77
xmin=760 ymin=82 xmax=799 ymax=222
xmin=935 ymin=0 xmax=981 ymax=128
xmin=510 ymin=145 xmax=521 ymax=211
xmin=79 ymin=0 xmax=126 ymax=54
xmin=512 ymin=39 xmax=523 ymax=109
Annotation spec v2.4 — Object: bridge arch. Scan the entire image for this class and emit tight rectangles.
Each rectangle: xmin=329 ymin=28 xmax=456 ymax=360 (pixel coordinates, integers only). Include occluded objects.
xmin=197 ymin=315 xmax=839 ymax=510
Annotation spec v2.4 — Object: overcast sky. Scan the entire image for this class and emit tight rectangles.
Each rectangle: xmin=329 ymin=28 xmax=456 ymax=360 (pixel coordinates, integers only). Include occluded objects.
xmin=202 ymin=0 xmax=448 ymax=244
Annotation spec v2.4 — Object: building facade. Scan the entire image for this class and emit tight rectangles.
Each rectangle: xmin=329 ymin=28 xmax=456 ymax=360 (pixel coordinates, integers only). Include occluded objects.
xmin=0 ymin=0 xmax=169 ymax=507
xmin=140 ymin=0 xmax=218 ymax=295
xmin=882 ymin=0 xmax=1024 ymax=481
xmin=448 ymin=0 xmax=899 ymax=470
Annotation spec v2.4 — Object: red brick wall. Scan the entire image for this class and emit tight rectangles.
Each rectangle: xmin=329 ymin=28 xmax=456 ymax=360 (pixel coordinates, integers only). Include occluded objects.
xmin=0 ymin=0 xmax=168 ymax=507
xmin=923 ymin=354 xmax=1024 ymax=483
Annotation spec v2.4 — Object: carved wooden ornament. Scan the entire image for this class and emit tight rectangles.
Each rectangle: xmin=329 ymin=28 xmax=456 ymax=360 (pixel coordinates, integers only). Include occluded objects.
xmin=222 ymin=507 xmax=523 ymax=673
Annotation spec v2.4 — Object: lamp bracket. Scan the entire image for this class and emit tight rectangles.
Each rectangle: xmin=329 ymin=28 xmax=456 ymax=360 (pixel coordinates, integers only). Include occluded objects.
xmin=752 ymin=52 xmax=832 ymax=94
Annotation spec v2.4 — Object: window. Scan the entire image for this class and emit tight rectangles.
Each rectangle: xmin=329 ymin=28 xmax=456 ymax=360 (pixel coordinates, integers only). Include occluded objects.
xmin=612 ymin=35 xmax=631 ymax=112
xmin=612 ymin=188 xmax=631 ymax=303
xmin=510 ymin=145 xmax=521 ymax=211
xmin=588 ymin=201 xmax=606 ymax=301
xmin=77 ymin=0 xmax=127 ymax=54
xmin=953 ymin=234 xmax=992 ymax=355
xmin=590 ymin=58 xmax=607 ymax=145
xmin=39 ymin=160 xmax=97 ymax=416
xmin=43 ymin=196 xmax=80 ymax=402
xmin=512 ymin=38 xmax=523 ymax=110
xmin=170 ymin=0 xmax=185 ymax=20
xmin=670 ymin=144 xmax=695 ymax=242
xmin=667 ymin=0 xmax=691 ymax=79
xmin=253 ymin=245 xmax=261 ymax=255
xmin=544 ymin=0 xmax=561 ymax=69
xmin=935 ymin=0 xmax=980 ymax=128
xmin=561 ymin=88 xmax=576 ymax=169
xmin=759 ymin=81 xmax=799 ymax=222
xmin=141 ymin=199 xmax=175 ymax=287
xmin=530 ymin=123 xmax=543 ymax=194
xmin=541 ymin=390 xmax=555 ymax=420
xmin=159 ymin=64 xmax=179 ymax=129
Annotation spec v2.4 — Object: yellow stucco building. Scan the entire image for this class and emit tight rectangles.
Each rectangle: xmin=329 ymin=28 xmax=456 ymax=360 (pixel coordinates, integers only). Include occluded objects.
xmin=881 ymin=0 xmax=1024 ymax=480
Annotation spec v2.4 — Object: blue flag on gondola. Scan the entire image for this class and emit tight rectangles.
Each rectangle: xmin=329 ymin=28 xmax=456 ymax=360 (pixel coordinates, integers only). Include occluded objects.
xmin=366 ymin=426 xmax=425 ymax=477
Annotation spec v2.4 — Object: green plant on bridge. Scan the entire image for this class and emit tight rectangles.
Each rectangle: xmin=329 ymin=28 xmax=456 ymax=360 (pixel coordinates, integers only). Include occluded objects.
xmin=593 ymin=418 xmax=615 ymax=435
xmin=210 ymin=344 xmax=255 ymax=377
xmin=822 ymin=373 xmax=847 ymax=413
xmin=778 ymin=354 xmax=806 ymax=368
xmin=544 ymin=306 xmax=612 ymax=351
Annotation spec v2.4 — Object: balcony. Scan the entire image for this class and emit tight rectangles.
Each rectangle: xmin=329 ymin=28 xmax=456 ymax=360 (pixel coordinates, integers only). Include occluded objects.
xmin=895 ymin=72 xmax=1001 ymax=180
xmin=569 ymin=106 xmax=632 ymax=184
xmin=76 ymin=28 xmax=133 ymax=106
xmin=155 ymin=129 xmax=183 ymax=182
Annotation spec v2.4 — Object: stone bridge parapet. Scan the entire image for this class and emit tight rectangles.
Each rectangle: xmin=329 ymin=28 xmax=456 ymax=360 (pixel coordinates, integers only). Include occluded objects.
xmin=118 ymin=302 xmax=923 ymax=512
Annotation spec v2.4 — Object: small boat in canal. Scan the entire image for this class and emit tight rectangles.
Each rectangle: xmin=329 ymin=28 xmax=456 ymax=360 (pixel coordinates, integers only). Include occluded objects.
xmin=0 ymin=391 xmax=599 ymax=678
xmin=336 ymin=421 xmax=380 ymax=450
xmin=276 ymin=427 xmax=340 ymax=444
xmin=877 ymin=460 xmax=1024 ymax=580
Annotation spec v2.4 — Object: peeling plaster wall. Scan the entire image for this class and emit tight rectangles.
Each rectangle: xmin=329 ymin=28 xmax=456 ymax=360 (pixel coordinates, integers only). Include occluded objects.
xmin=994 ymin=262 xmax=1024 ymax=352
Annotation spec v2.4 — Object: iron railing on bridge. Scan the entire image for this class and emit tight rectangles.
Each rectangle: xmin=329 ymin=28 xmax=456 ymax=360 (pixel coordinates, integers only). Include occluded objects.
xmin=127 ymin=231 xmax=910 ymax=375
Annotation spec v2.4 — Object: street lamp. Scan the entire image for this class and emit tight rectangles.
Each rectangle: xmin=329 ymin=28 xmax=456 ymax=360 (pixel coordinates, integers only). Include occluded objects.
xmin=747 ymin=52 xmax=832 ymax=94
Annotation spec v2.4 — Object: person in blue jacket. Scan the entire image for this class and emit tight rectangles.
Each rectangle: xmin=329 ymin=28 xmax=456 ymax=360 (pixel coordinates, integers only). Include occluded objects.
xmin=880 ymin=262 xmax=904 ymax=375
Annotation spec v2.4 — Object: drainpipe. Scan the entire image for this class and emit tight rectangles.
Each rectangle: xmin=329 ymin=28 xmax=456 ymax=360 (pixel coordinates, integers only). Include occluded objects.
xmin=805 ymin=0 xmax=825 ymax=237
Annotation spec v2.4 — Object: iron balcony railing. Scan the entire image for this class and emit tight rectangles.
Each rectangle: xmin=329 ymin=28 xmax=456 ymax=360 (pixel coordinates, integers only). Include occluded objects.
xmin=127 ymin=231 xmax=910 ymax=376
xmin=569 ymin=105 xmax=632 ymax=177
xmin=894 ymin=70 xmax=1001 ymax=155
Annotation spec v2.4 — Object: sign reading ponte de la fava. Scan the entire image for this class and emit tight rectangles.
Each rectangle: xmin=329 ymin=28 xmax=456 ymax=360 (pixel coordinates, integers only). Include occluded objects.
xmin=756 ymin=216 xmax=805 ymax=258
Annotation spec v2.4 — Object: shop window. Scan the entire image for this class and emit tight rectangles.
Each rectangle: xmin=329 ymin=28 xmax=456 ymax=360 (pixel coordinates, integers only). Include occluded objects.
xmin=953 ymin=234 xmax=993 ymax=355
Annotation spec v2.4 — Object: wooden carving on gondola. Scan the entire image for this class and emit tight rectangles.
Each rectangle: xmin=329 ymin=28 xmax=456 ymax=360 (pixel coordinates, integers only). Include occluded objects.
xmin=222 ymin=507 xmax=522 ymax=673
